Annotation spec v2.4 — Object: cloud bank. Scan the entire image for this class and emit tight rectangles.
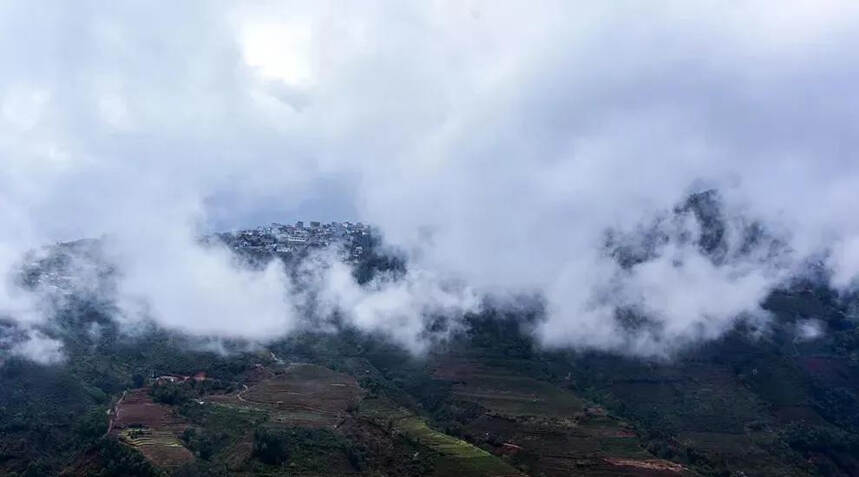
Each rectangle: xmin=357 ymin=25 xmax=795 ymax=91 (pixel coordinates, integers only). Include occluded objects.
xmin=2 ymin=1 xmax=859 ymax=360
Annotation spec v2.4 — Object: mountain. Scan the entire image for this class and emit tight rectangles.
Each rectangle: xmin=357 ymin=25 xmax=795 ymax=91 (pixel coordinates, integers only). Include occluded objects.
xmin=1 ymin=223 xmax=859 ymax=477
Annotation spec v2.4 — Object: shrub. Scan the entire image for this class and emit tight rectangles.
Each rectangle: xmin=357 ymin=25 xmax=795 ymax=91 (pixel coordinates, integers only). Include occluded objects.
xmin=252 ymin=428 xmax=289 ymax=466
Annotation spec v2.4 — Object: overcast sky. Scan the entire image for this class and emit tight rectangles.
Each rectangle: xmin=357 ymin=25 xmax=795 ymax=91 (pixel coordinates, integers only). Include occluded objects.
xmin=3 ymin=1 xmax=859 ymax=361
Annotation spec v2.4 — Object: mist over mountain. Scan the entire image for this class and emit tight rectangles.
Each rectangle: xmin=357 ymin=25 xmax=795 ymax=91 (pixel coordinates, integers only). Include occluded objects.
xmin=3 ymin=1 xmax=859 ymax=358
xmin=0 ymin=189 xmax=845 ymax=365
xmin=3 ymin=216 xmax=859 ymax=476
xmin=3 ymin=1 xmax=859 ymax=476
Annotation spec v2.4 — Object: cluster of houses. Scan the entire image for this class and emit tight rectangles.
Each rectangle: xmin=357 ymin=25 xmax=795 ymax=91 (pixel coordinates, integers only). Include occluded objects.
xmin=31 ymin=270 xmax=76 ymax=297
xmin=23 ymin=222 xmax=373 ymax=298
xmin=154 ymin=371 xmax=207 ymax=385
xmin=216 ymin=220 xmax=372 ymax=260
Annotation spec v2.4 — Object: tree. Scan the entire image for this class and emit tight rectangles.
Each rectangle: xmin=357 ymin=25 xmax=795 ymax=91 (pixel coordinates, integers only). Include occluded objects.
xmin=252 ymin=428 xmax=289 ymax=465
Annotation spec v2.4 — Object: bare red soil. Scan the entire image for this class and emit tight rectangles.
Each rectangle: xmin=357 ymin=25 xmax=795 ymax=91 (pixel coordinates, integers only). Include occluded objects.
xmin=111 ymin=388 xmax=194 ymax=469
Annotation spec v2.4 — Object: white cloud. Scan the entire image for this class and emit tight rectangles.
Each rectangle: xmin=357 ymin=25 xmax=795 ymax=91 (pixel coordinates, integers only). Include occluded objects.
xmin=796 ymin=318 xmax=824 ymax=341
xmin=9 ymin=329 xmax=64 ymax=364
xmin=312 ymin=254 xmax=480 ymax=352
xmin=1 ymin=1 xmax=859 ymax=361
xmin=241 ymin=20 xmax=314 ymax=87
xmin=111 ymin=233 xmax=299 ymax=339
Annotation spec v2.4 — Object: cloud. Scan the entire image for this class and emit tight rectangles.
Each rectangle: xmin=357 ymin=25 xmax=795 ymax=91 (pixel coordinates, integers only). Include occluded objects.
xmin=8 ymin=329 xmax=64 ymax=364
xmin=307 ymin=249 xmax=481 ymax=352
xmin=110 ymin=231 xmax=299 ymax=339
xmin=1 ymin=1 xmax=859 ymax=360
xmin=796 ymin=319 xmax=824 ymax=342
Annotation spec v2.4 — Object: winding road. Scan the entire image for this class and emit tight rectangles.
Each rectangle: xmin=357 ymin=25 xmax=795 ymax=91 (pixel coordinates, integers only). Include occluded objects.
xmin=104 ymin=390 xmax=127 ymax=437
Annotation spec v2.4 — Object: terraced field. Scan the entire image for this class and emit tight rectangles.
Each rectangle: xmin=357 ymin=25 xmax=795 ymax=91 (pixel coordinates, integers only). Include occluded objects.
xmin=359 ymin=397 xmax=525 ymax=477
xmin=209 ymin=363 xmax=362 ymax=427
xmin=117 ymin=428 xmax=193 ymax=469
xmin=590 ymin=359 xmax=812 ymax=476
xmin=431 ymin=357 xmax=689 ymax=476
xmin=106 ymin=358 xmax=691 ymax=476
xmin=111 ymin=389 xmax=194 ymax=469
xmin=204 ymin=362 xmax=524 ymax=476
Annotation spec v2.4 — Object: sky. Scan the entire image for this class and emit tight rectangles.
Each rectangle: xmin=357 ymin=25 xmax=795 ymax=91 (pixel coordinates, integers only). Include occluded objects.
xmin=2 ymin=1 xmax=859 ymax=362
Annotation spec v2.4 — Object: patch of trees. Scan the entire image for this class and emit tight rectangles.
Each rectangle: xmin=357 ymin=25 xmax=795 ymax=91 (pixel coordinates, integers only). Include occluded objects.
xmin=780 ymin=423 xmax=859 ymax=475
xmin=90 ymin=438 xmax=161 ymax=477
xmin=252 ymin=427 xmax=366 ymax=472
xmin=150 ymin=382 xmax=193 ymax=405
xmin=351 ymin=229 xmax=406 ymax=285
xmin=812 ymin=384 xmax=859 ymax=430
xmin=782 ymin=423 xmax=859 ymax=454
xmin=252 ymin=428 xmax=290 ymax=465
xmin=180 ymin=427 xmax=230 ymax=461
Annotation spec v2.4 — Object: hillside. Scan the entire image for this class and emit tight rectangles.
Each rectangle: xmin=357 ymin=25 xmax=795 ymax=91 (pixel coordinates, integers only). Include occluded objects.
xmin=1 ymin=228 xmax=859 ymax=477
